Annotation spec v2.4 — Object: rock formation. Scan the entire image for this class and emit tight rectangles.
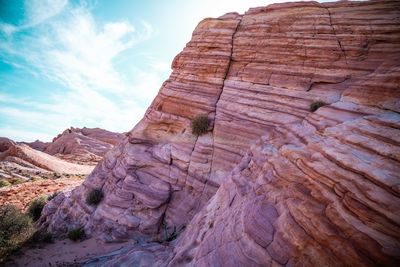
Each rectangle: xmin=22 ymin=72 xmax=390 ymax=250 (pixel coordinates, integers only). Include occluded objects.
xmin=0 ymin=137 xmax=15 ymax=153
xmin=39 ymin=0 xmax=400 ymax=266
xmin=26 ymin=127 xmax=124 ymax=165
xmin=0 ymin=143 xmax=94 ymax=175
xmin=0 ymin=128 xmax=120 ymax=190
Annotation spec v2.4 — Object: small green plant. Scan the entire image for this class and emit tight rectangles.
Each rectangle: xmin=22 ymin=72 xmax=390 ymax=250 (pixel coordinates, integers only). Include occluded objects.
xmin=0 ymin=180 xmax=10 ymax=188
xmin=10 ymin=178 xmax=24 ymax=185
xmin=30 ymin=176 xmax=40 ymax=182
xmin=67 ymin=227 xmax=85 ymax=242
xmin=27 ymin=196 xmax=47 ymax=221
xmin=0 ymin=205 xmax=32 ymax=259
xmin=310 ymin=101 xmax=327 ymax=112
xmin=47 ymin=192 xmax=59 ymax=201
xmin=86 ymin=189 xmax=103 ymax=206
xmin=191 ymin=115 xmax=210 ymax=136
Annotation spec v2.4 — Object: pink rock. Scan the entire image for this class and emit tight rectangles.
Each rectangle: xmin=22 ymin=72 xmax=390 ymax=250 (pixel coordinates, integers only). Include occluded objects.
xmin=39 ymin=1 xmax=400 ymax=266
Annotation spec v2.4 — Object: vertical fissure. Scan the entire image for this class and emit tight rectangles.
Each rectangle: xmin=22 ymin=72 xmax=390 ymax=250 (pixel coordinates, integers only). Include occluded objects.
xmin=325 ymin=7 xmax=348 ymax=65
xmin=214 ymin=16 xmax=243 ymax=107
xmin=206 ymin=16 xmax=243 ymax=190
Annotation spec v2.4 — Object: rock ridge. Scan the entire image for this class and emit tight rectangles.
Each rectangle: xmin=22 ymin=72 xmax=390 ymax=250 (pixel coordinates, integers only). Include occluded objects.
xmin=26 ymin=127 xmax=124 ymax=165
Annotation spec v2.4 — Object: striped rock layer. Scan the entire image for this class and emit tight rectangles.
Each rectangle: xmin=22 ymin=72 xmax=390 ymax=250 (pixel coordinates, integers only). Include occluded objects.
xmin=39 ymin=1 xmax=400 ymax=266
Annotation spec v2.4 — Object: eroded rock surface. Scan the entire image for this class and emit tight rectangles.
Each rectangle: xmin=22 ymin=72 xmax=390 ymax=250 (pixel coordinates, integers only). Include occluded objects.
xmin=34 ymin=127 xmax=124 ymax=165
xmin=0 ymin=143 xmax=94 ymax=174
xmin=39 ymin=1 xmax=400 ymax=266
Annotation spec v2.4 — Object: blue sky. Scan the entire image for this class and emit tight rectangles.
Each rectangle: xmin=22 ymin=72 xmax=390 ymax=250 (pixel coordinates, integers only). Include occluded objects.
xmin=0 ymin=0 xmax=310 ymax=142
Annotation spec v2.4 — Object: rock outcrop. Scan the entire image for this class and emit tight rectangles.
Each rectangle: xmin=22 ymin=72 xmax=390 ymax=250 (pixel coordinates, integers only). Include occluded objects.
xmin=27 ymin=127 xmax=124 ymax=165
xmin=39 ymin=1 xmax=400 ymax=266
xmin=0 ymin=137 xmax=15 ymax=153
xmin=0 ymin=143 xmax=94 ymax=175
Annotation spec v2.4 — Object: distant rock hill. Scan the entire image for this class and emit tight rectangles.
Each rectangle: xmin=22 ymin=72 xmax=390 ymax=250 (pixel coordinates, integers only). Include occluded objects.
xmin=35 ymin=1 xmax=400 ymax=266
xmin=25 ymin=127 xmax=124 ymax=165
xmin=0 ymin=143 xmax=94 ymax=175
xmin=0 ymin=127 xmax=123 ymax=184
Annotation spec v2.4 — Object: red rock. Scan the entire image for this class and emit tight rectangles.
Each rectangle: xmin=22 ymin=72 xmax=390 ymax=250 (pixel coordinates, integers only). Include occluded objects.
xmin=38 ymin=1 xmax=400 ymax=266
xmin=40 ymin=127 xmax=124 ymax=165
xmin=0 ymin=143 xmax=93 ymax=174
xmin=0 ymin=137 xmax=15 ymax=152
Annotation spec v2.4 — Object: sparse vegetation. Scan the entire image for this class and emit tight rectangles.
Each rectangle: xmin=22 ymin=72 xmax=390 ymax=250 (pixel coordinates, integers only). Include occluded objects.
xmin=0 ymin=204 xmax=55 ymax=261
xmin=27 ymin=196 xmax=47 ymax=221
xmin=310 ymin=101 xmax=327 ymax=112
xmin=0 ymin=180 xmax=10 ymax=188
xmin=86 ymin=189 xmax=103 ymax=206
xmin=67 ymin=227 xmax=85 ymax=242
xmin=47 ymin=192 xmax=60 ymax=201
xmin=47 ymin=192 xmax=59 ymax=201
xmin=29 ymin=230 xmax=54 ymax=244
xmin=153 ymin=224 xmax=185 ymax=243
xmin=0 ymin=205 xmax=33 ymax=260
xmin=191 ymin=115 xmax=210 ymax=136
xmin=30 ymin=176 xmax=40 ymax=182
xmin=9 ymin=177 xmax=24 ymax=185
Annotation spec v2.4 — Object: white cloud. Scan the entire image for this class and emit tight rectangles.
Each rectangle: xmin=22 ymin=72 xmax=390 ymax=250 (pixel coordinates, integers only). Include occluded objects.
xmin=0 ymin=23 xmax=17 ymax=36
xmin=24 ymin=0 xmax=68 ymax=27
xmin=0 ymin=1 xmax=167 ymax=142
xmin=27 ymin=7 xmax=149 ymax=93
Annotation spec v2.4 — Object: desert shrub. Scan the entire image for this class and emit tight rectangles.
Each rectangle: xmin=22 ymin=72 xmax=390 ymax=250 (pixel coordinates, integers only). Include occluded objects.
xmin=30 ymin=176 xmax=39 ymax=182
xmin=40 ymin=232 xmax=53 ymax=243
xmin=67 ymin=227 xmax=85 ymax=242
xmin=0 ymin=205 xmax=32 ymax=259
xmin=27 ymin=196 xmax=47 ymax=221
xmin=191 ymin=115 xmax=209 ymax=136
xmin=0 ymin=180 xmax=10 ymax=188
xmin=86 ymin=189 xmax=103 ymax=206
xmin=29 ymin=231 xmax=54 ymax=244
xmin=47 ymin=192 xmax=59 ymax=201
xmin=10 ymin=178 xmax=24 ymax=185
xmin=310 ymin=101 xmax=327 ymax=112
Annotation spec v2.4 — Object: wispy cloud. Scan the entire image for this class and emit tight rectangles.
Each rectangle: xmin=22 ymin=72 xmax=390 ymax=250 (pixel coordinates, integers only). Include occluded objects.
xmin=0 ymin=0 xmax=169 ymax=141
xmin=24 ymin=0 xmax=68 ymax=28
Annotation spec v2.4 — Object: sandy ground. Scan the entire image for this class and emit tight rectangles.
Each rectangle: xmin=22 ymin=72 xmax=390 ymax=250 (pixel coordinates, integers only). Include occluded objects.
xmin=0 ymin=177 xmax=83 ymax=210
xmin=5 ymin=238 xmax=136 ymax=267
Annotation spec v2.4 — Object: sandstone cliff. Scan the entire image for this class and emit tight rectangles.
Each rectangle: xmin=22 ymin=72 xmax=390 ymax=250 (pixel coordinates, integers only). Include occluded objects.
xmin=39 ymin=1 xmax=400 ymax=266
